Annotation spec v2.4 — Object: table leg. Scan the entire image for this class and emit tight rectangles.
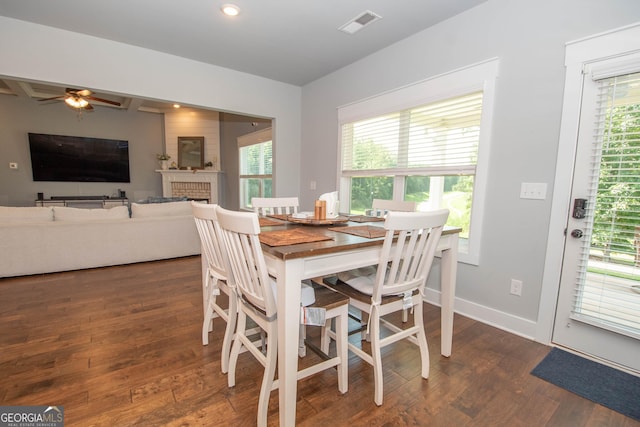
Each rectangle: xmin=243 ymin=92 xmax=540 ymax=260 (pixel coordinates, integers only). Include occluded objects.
xmin=439 ymin=235 xmax=458 ymax=357
xmin=274 ymin=258 xmax=303 ymax=426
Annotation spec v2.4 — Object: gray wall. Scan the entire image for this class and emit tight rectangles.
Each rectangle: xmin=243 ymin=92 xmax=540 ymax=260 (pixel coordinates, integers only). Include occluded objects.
xmin=299 ymin=0 xmax=640 ymax=337
xmin=0 ymin=95 xmax=164 ymax=206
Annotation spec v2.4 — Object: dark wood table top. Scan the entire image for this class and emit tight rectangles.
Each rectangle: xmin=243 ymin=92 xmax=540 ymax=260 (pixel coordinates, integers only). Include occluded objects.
xmin=259 ymin=217 xmax=461 ymax=261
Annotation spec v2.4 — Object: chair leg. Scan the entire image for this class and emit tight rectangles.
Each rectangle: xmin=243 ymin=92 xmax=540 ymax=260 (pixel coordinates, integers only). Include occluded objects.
xmin=202 ymin=300 xmax=214 ymax=346
xmin=402 ymin=308 xmax=409 ymax=323
xmin=370 ymin=310 xmax=384 ymax=406
xmin=227 ymin=310 xmax=246 ymax=388
xmin=298 ymin=324 xmax=307 ymax=357
xmin=335 ymin=306 xmax=349 ymax=394
xmin=414 ymin=302 xmax=430 ymax=379
xmin=320 ymin=318 xmax=332 ymax=354
xmin=220 ymin=290 xmax=237 ymax=374
xmin=257 ymin=325 xmax=278 ymax=427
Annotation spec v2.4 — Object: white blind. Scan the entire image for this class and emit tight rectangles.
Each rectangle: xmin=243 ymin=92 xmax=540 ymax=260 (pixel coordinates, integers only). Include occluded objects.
xmin=572 ymin=71 xmax=640 ymax=339
xmin=341 ymin=92 xmax=482 ymax=176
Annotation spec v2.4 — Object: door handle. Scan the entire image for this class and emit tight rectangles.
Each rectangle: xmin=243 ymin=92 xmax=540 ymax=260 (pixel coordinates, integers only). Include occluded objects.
xmin=571 ymin=229 xmax=584 ymax=238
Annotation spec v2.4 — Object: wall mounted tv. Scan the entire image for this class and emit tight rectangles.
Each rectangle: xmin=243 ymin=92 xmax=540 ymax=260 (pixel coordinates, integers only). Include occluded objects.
xmin=28 ymin=133 xmax=130 ymax=182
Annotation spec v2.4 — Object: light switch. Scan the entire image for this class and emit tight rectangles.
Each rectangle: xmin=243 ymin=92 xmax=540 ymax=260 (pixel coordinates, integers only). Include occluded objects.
xmin=520 ymin=182 xmax=547 ymax=200
xmin=310 ymin=180 xmax=317 ymax=190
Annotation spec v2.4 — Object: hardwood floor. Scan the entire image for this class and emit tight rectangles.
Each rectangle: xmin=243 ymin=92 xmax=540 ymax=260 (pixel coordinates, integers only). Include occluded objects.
xmin=1 ymin=256 xmax=637 ymax=426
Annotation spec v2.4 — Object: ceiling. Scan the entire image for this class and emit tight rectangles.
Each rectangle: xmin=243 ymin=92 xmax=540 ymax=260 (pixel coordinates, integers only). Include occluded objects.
xmin=0 ymin=0 xmax=487 ymax=87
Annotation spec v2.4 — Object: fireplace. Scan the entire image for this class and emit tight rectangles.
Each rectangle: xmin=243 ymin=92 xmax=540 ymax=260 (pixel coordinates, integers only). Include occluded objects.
xmin=157 ymin=170 xmax=219 ymax=203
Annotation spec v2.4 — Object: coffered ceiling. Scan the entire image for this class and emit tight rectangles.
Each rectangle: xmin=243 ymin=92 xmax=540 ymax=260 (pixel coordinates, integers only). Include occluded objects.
xmin=0 ymin=78 xmax=185 ymax=114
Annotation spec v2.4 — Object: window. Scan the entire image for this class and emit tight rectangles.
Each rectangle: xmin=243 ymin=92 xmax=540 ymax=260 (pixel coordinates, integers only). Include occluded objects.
xmin=238 ymin=128 xmax=272 ymax=210
xmin=338 ymin=59 xmax=498 ymax=264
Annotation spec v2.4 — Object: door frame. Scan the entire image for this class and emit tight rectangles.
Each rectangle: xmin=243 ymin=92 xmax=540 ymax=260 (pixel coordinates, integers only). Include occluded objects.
xmin=537 ymin=22 xmax=640 ymax=344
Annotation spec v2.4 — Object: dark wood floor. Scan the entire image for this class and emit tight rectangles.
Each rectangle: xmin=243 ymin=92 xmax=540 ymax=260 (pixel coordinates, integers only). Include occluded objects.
xmin=1 ymin=256 xmax=638 ymax=426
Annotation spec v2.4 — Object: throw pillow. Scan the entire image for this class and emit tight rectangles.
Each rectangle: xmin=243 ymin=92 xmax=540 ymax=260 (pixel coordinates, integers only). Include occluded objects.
xmin=130 ymin=201 xmax=192 ymax=218
xmin=0 ymin=206 xmax=54 ymax=223
xmin=53 ymin=205 xmax=130 ymax=221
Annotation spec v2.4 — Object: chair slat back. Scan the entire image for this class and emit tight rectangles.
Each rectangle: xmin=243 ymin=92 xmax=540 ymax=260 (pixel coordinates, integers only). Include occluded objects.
xmin=252 ymin=197 xmax=300 ymax=216
xmin=371 ymin=199 xmax=417 ymax=214
xmin=191 ymin=201 xmax=228 ymax=281
xmin=373 ymin=209 xmax=449 ymax=302
xmin=216 ymin=207 xmax=277 ymax=318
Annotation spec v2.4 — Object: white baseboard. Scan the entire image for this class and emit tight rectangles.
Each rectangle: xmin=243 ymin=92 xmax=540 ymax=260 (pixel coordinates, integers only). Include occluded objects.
xmin=423 ymin=288 xmax=539 ymax=342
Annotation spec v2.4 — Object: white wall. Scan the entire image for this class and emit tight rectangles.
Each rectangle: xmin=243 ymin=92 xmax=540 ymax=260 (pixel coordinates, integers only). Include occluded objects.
xmin=300 ymin=0 xmax=640 ymax=339
xmin=0 ymin=16 xmax=302 ymax=200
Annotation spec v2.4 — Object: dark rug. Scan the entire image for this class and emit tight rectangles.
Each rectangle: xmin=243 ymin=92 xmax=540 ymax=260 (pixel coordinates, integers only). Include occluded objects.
xmin=531 ymin=347 xmax=640 ymax=421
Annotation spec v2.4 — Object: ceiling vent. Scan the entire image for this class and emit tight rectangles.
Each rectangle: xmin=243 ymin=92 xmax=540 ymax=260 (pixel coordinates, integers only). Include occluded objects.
xmin=339 ymin=10 xmax=382 ymax=35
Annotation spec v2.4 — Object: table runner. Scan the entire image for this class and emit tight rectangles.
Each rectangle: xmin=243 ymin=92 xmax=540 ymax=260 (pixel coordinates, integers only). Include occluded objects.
xmin=259 ymin=228 xmax=333 ymax=247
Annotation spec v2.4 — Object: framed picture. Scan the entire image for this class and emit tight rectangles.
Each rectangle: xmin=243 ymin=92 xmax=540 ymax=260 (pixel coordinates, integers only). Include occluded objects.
xmin=178 ymin=136 xmax=204 ymax=169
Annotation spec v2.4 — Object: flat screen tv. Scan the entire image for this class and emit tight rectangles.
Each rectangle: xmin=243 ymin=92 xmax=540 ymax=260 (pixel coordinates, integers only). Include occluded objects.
xmin=28 ymin=133 xmax=130 ymax=182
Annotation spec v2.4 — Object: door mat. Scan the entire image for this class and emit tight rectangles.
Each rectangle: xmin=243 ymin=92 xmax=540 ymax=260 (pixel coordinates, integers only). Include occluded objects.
xmin=531 ymin=347 xmax=640 ymax=421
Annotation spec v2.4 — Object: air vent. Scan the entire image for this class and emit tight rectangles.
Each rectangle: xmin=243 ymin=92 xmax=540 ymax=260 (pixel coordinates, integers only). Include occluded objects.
xmin=339 ymin=10 xmax=382 ymax=35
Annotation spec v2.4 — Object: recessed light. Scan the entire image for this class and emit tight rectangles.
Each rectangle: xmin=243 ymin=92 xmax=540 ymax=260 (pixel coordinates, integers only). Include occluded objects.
xmin=221 ymin=4 xmax=241 ymax=16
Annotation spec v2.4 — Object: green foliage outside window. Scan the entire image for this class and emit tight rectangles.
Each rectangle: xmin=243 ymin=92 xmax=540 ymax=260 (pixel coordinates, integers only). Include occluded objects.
xmin=591 ymin=103 xmax=640 ymax=264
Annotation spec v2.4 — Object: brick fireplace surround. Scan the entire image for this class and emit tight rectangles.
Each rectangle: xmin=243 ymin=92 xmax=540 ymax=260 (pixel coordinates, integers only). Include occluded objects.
xmin=157 ymin=170 xmax=219 ymax=203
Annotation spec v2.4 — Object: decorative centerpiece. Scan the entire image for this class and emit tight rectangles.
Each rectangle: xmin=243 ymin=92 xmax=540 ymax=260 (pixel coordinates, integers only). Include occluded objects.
xmin=157 ymin=153 xmax=171 ymax=170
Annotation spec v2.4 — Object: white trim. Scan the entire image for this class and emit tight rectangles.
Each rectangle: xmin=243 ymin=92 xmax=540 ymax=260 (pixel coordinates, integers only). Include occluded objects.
xmin=537 ymin=22 xmax=640 ymax=344
xmin=423 ymin=289 xmax=538 ymax=341
xmin=338 ymin=58 xmax=499 ymax=124
xmin=337 ymin=58 xmax=499 ymax=266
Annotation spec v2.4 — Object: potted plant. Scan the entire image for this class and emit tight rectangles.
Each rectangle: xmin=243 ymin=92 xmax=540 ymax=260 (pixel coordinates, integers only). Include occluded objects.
xmin=157 ymin=153 xmax=171 ymax=170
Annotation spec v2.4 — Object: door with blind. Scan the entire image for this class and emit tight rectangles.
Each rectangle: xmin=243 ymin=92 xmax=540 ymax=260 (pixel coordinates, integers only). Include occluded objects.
xmin=552 ymin=61 xmax=640 ymax=372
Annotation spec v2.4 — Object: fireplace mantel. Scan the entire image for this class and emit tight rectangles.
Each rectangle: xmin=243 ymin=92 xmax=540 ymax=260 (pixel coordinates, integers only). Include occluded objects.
xmin=156 ymin=170 xmax=220 ymax=203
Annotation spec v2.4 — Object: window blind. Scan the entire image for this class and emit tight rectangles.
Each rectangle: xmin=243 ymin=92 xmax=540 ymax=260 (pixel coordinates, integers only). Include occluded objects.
xmin=341 ymin=92 xmax=483 ymax=176
xmin=572 ymin=71 xmax=640 ymax=339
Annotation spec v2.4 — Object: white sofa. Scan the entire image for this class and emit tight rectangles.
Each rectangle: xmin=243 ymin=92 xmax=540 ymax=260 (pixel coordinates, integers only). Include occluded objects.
xmin=0 ymin=201 xmax=201 ymax=278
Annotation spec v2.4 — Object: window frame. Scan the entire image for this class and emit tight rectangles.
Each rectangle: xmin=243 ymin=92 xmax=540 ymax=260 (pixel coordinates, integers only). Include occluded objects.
xmin=337 ymin=59 xmax=499 ymax=265
xmin=238 ymin=128 xmax=273 ymax=211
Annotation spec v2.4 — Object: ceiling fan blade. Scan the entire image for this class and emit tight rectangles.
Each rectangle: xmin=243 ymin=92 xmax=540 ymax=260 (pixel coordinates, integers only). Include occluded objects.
xmin=86 ymin=96 xmax=121 ymax=106
xmin=38 ymin=95 xmax=65 ymax=102
xmin=83 ymin=103 xmax=94 ymax=111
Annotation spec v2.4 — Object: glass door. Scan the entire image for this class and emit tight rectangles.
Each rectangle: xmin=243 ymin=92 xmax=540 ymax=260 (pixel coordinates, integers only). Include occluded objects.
xmin=553 ymin=65 xmax=640 ymax=372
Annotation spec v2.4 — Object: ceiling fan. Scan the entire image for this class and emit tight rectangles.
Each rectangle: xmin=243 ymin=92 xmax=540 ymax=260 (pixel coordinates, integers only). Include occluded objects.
xmin=39 ymin=88 xmax=121 ymax=110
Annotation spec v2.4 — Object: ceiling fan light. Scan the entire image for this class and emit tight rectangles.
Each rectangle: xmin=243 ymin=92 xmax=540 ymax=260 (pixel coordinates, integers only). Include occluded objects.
xmin=65 ymin=96 xmax=88 ymax=109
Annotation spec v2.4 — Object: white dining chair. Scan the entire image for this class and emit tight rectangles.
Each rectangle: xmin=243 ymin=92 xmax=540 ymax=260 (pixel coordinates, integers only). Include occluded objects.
xmin=190 ymin=201 xmax=236 ymax=374
xmin=251 ymin=197 xmax=299 ymax=216
xmin=216 ymin=206 xmax=349 ymax=427
xmin=321 ymin=209 xmax=449 ymax=406
xmin=371 ymin=198 xmax=417 ymax=215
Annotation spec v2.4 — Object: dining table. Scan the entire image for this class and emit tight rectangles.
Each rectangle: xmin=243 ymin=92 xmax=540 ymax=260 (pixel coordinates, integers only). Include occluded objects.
xmin=256 ymin=214 xmax=461 ymax=426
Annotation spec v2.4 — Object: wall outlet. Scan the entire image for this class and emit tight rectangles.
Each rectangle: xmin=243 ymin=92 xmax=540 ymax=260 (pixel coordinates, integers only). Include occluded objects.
xmin=510 ymin=279 xmax=523 ymax=296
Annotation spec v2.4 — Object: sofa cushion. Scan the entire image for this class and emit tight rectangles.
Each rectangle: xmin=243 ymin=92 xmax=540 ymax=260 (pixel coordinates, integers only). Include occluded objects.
xmin=53 ymin=205 xmax=130 ymax=221
xmin=131 ymin=201 xmax=192 ymax=218
xmin=0 ymin=206 xmax=53 ymax=223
